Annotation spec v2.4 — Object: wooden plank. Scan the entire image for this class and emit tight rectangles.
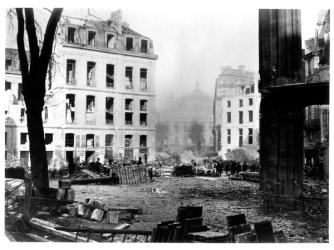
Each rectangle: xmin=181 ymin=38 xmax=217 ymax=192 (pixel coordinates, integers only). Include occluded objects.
xmin=70 ymin=176 xmax=113 ymax=185
xmin=80 ymin=169 xmax=101 ymax=178
xmin=26 ymin=233 xmax=52 ymax=242
xmin=29 ymin=217 xmax=96 ymax=242
xmin=5 ymin=229 xmax=17 ymax=242
xmin=54 ymin=226 xmax=151 ymax=235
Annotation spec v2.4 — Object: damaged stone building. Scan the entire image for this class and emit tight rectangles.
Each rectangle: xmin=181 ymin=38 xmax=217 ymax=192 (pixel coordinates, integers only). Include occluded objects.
xmin=213 ymin=66 xmax=260 ymax=161
xmin=5 ymin=10 xmax=158 ymax=168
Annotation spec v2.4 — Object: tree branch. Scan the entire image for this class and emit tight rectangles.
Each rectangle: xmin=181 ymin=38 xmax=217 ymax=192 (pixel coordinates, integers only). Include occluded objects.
xmin=40 ymin=8 xmax=63 ymax=79
xmin=16 ymin=8 xmax=28 ymax=84
xmin=24 ymin=8 xmax=40 ymax=64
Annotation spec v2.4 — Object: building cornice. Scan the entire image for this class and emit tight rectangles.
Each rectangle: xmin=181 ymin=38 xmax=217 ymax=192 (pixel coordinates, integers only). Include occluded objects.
xmin=63 ymin=43 xmax=158 ymax=60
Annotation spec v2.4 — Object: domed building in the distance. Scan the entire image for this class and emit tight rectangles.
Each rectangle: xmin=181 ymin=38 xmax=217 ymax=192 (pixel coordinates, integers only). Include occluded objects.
xmin=157 ymin=83 xmax=214 ymax=153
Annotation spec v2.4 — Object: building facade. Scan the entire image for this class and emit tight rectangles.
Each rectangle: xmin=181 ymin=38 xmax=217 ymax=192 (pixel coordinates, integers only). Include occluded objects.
xmin=213 ymin=65 xmax=256 ymax=152
xmin=157 ymin=84 xmax=214 ymax=152
xmin=220 ymin=87 xmax=260 ymax=159
xmin=5 ymin=10 xmax=158 ymax=168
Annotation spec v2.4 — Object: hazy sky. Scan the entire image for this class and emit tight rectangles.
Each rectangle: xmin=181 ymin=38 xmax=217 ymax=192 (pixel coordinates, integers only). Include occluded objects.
xmin=7 ymin=4 xmax=321 ymax=110
xmin=62 ymin=6 xmax=321 ymax=110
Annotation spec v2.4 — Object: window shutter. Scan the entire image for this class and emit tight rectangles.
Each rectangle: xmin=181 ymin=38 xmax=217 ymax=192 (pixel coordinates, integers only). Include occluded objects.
xmin=75 ymin=135 xmax=80 ymax=147
xmin=81 ymin=135 xmax=86 ymax=147
xmin=95 ymin=135 xmax=99 ymax=148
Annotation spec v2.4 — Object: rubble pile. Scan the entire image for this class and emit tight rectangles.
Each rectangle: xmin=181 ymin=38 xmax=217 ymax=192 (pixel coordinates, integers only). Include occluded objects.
xmin=303 ymin=178 xmax=328 ymax=198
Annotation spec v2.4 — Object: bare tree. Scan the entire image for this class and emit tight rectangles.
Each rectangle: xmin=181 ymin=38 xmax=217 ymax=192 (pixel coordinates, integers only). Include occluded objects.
xmin=188 ymin=122 xmax=204 ymax=152
xmin=16 ymin=8 xmax=63 ymax=191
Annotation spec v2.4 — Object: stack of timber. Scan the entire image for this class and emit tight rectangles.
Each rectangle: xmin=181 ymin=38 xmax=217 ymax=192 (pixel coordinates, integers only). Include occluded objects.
xmin=114 ymin=165 xmax=148 ymax=184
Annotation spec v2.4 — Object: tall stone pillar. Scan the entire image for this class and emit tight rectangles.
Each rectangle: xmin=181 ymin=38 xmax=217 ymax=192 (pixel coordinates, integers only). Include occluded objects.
xmin=258 ymin=9 xmax=304 ymax=202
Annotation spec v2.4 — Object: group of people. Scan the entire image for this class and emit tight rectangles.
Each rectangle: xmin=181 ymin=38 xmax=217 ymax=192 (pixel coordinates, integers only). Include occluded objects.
xmin=213 ymin=160 xmax=257 ymax=176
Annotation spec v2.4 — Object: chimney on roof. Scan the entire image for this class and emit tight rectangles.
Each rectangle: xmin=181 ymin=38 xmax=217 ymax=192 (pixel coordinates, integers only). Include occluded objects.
xmin=238 ymin=65 xmax=245 ymax=74
xmin=110 ymin=9 xmax=122 ymax=33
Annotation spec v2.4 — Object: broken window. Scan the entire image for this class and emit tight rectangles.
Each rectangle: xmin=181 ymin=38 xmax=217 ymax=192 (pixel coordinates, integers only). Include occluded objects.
xmin=249 ymin=98 xmax=253 ymax=106
xmin=245 ymin=87 xmax=251 ymax=94
xmin=239 ymin=129 xmax=243 ymax=147
xmin=140 ymin=100 xmax=147 ymax=111
xmin=139 ymin=135 xmax=147 ymax=147
xmin=248 ymin=110 xmax=253 ymax=122
xmin=105 ymin=135 xmax=113 ymax=160
xmin=141 ymin=39 xmax=148 ymax=53
xmin=248 ymin=128 xmax=253 ymax=145
xmin=45 ymin=133 xmax=53 ymax=145
xmin=105 ymin=134 xmax=114 ymax=147
xmin=86 ymin=95 xmax=95 ymax=113
xmin=20 ymin=133 xmax=28 ymax=144
xmin=250 ymin=84 xmax=255 ymax=93
xmin=140 ymin=113 xmax=147 ymax=126
xmin=20 ymin=108 xmax=25 ymax=123
xmin=239 ymin=111 xmax=243 ymax=124
xmin=227 ymin=129 xmax=231 ymax=144
xmin=125 ymin=67 xmax=133 ymax=88
xmin=106 ymin=64 xmax=114 ymax=87
xmin=106 ymin=97 xmax=114 ymax=124
xmin=65 ymin=133 xmax=75 ymax=147
xmin=227 ymin=100 xmax=231 ymax=108
xmin=86 ymin=96 xmax=95 ymax=124
xmin=140 ymin=68 xmax=148 ymax=90
xmin=88 ymin=31 xmax=96 ymax=46
xmin=5 ymin=81 xmax=11 ymax=90
xmin=66 ymin=94 xmax=75 ymax=123
xmin=86 ymin=134 xmax=95 ymax=147
xmin=67 ymin=27 xmax=76 ymax=43
xmin=20 ymin=151 xmax=29 ymax=161
xmin=227 ymin=112 xmax=231 ymax=123
xmin=125 ymin=135 xmax=133 ymax=147
xmin=106 ymin=34 xmax=114 ymax=48
xmin=125 ymin=112 xmax=133 ymax=125
xmin=125 ymin=99 xmax=133 ymax=110
xmin=5 ymin=58 xmax=13 ymax=70
xmin=239 ymin=99 xmax=243 ymax=107
xmin=126 ymin=37 xmax=133 ymax=51
xmin=87 ymin=62 xmax=96 ymax=86
xmin=66 ymin=59 xmax=76 ymax=85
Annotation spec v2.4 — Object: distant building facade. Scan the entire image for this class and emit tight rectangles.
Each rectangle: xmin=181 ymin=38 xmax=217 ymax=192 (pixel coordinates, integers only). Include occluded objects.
xmin=5 ymin=10 xmax=158 ymax=168
xmin=157 ymin=84 xmax=214 ymax=152
xmin=213 ymin=66 xmax=260 ymax=159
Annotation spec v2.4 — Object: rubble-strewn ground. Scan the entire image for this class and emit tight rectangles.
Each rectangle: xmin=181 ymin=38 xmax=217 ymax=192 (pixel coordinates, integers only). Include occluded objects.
xmin=50 ymin=176 xmax=328 ymax=243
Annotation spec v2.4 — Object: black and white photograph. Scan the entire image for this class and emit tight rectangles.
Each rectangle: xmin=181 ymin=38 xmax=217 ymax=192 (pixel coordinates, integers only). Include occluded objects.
xmin=2 ymin=0 xmax=331 ymax=245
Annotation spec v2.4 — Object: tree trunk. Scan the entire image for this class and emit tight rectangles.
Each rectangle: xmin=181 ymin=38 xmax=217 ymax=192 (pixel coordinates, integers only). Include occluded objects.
xmin=26 ymin=106 xmax=49 ymax=189
xmin=15 ymin=8 xmax=63 ymax=192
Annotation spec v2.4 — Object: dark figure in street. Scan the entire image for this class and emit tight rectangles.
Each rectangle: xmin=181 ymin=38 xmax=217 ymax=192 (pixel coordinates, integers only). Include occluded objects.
xmin=217 ymin=161 xmax=223 ymax=177
xmin=94 ymin=158 xmax=102 ymax=173
xmin=225 ymin=162 xmax=230 ymax=174
xmin=137 ymin=157 xmax=143 ymax=165
xmin=236 ymin=162 xmax=241 ymax=174
xmin=242 ymin=162 xmax=248 ymax=172
xmin=230 ymin=161 xmax=236 ymax=175
xmin=147 ymin=165 xmax=153 ymax=181
xmin=68 ymin=158 xmax=76 ymax=176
